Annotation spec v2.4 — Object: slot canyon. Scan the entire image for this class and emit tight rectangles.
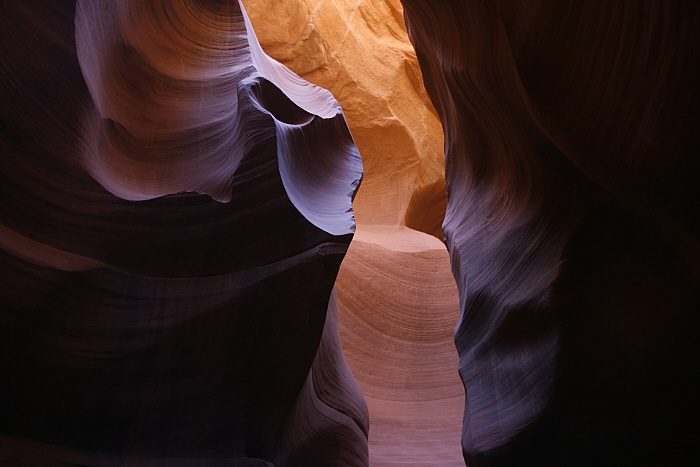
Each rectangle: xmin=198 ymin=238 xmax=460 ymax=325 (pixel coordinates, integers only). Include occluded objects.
xmin=0 ymin=1 xmax=697 ymax=466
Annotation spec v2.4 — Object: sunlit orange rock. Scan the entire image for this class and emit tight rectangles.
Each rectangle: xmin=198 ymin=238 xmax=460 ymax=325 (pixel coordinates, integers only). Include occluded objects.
xmin=243 ymin=0 xmax=446 ymax=230
xmin=243 ymin=2 xmax=463 ymax=464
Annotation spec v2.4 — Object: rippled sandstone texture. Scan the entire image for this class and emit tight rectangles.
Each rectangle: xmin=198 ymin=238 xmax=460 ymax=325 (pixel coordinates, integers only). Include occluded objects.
xmin=243 ymin=1 xmax=465 ymax=464
xmin=336 ymin=226 xmax=463 ymax=465
xmin=401 ymin=0 xmax=700 ymax=464
xmin=0 ymin=1 xmax=367 ymax=464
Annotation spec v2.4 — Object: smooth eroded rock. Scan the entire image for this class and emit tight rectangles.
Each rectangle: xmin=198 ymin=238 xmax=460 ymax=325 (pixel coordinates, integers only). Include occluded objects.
xmin=401 ymin=0 xmax=700 ymax=463
xmin=0 ymin=1 xmax=366 ymax=464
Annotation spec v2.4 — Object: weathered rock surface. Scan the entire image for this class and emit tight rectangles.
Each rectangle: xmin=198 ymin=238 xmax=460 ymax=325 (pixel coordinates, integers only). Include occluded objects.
xmin=0 ymin=0 xmax=366 ymax=464
xmin=401 ymin=0 xmax=700 ymax=464
xmin=243 ymin=0 xmax=446 ymax=231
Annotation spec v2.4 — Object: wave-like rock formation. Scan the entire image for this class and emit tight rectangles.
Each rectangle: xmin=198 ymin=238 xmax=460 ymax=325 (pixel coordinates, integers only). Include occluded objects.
xmin=0 ymin=0 xmax=367 ymax=464
xmin=243 ymin=0 xmax=446 ymax=232
xmin=243 ymin=2 xmax=465 ymax=464
xmin=401 ymin=0 xmax=700 ymax=464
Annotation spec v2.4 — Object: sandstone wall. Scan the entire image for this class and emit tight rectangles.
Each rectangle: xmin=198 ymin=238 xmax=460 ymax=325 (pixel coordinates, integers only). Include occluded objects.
xmin=243 ymin=0 xmax=446 ymax=232
xmin=0 ymin=1 xmax=367 ymax=463
xmin=243 ymin=2 xmax=464 ymax=464
xmin=401 ymin=0 xmax=700 ymax=464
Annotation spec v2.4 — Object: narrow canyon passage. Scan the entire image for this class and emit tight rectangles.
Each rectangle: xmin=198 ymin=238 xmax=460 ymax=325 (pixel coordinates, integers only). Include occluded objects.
xmin=2 ymin=0 xmax=463 ymax=464
xmin=1 ymin=1 xmax=370 ymax=464
xmin=243 ymin=1 xmax=465 ymax=463
xmin=336 ymin=226 xmax=462 ymax=465
xmin=2 ymin=0 xmax=697 ymax=465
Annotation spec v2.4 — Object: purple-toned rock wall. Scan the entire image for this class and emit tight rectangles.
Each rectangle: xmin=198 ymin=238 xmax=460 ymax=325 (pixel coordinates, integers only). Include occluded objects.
xmin=0 ymin=1 xmax=367 ymax=464
xmin=401 ymin=0 xmax=699 ymax=464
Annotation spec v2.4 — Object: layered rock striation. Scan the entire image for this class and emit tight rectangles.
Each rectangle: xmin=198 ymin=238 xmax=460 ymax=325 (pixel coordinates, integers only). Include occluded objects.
xmin=401 ymin=0 xmax=700 ymax=464
xmin=0 ymin=1 xmax=366 ymax=464
xmin=243 ymin=2 xmax=464 ymax=464
xmin=336 ymin=226 xmax=463 ymax=465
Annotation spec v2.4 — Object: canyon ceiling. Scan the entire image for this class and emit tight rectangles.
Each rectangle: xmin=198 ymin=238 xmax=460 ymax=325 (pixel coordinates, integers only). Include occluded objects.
xmin=1 ymin=1 xmax=698 ymax=466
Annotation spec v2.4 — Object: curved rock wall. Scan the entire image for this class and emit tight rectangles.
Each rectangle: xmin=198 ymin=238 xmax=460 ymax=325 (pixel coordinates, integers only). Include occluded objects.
xmin=243 ymin=0 xmax=446 ymax=231
xmin=0 ymin=1 xmax=366 ymax=464
xmin=243 ymin=2 xmax=465 ymax=464
xmin=401 ymin=0 xmax=700 ymax=464
xmin=336 ymin=226 xmax=463 ymax=465
xmin=7 ymin=0 xmax=691 ymax=464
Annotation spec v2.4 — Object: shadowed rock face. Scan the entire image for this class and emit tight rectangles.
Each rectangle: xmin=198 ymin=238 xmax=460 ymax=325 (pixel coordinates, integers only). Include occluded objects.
xmin=0 ymin=1 xmax=367 ymax=464
xmin=5 ymin=0 xmax=698 ymax=464
xmin=401 ymin=0 xmax=700 ymax=464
